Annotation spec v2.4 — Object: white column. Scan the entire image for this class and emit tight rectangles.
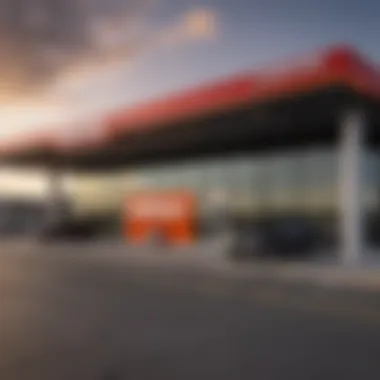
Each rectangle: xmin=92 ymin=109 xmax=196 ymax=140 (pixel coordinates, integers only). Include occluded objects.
xmin=338 ymin=110 xmax=366 ymax=265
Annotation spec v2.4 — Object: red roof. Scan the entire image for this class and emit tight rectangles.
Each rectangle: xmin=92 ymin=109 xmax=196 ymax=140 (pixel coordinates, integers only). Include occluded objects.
xmin=1 ymin=44 xmax=379 ymax=157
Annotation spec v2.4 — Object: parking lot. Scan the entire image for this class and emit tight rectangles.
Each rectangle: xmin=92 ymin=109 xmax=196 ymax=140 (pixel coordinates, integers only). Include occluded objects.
xmin=1 ymin=244 xmax=380 ymax=379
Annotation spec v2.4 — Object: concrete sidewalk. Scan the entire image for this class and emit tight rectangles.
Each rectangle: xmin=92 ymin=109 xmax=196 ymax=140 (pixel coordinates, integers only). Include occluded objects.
xmin=4 ymin=238 xmax=380 ymax=293
xmin=68 ymin=241 xmax=380 ymax=293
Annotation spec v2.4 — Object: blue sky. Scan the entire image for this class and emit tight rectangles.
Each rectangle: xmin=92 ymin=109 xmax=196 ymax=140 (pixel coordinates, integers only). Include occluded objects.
xmin=0 ymin=0 xmax=379 ymax=191
xmin=80 ymin=0 xmax=380 ymax=110
xmin=2 ymin=0 xmax=380 ymax=137
xmin=151 ymin=0 xmax=380 ymax=86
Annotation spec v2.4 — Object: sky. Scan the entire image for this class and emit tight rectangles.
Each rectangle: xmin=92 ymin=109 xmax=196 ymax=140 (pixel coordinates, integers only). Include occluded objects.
xmin=1 ymin=0 xmax=380 ymax=139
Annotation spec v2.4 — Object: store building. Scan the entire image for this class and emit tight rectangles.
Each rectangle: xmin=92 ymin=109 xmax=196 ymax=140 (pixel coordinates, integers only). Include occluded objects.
xmin=1 ymin=45 xmax=380 ymax=263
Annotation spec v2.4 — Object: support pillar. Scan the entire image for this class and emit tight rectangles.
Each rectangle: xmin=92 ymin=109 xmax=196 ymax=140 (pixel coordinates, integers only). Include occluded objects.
xmin=45 ymin=165 xmax=68 ymax=229
xmin=338 ymin=110 xmax=366 ymax=265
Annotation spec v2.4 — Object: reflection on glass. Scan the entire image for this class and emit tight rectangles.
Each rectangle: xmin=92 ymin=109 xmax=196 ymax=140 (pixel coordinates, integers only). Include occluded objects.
xmin=108 ymin=147 xmax=343 ymax=220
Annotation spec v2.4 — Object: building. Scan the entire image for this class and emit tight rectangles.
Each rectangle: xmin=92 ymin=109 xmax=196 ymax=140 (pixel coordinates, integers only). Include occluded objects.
xmin=1 ymin=44 xmax=380 ymax=263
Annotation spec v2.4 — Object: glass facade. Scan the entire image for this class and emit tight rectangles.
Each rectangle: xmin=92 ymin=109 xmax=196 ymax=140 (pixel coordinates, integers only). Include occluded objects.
xmin=364 ymin=149 xmax=380 ymax=245
xmin=365 ymin=150 xmax=380 ymax=211
xmin=116 ymin=147 xmax=342 ymax=223
xmin=64 ymin=146 xmax=380 ymax=246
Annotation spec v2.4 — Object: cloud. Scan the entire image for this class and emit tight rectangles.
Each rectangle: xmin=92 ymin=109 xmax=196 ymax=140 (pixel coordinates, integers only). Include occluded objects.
xmin=0 ymin=1 xmax=219 ymax=99
xmin=0 ymin=0 xmax=155 ymax=99
xmin=0 ymin=0 xmax=218 ymax=103
xmin=182 ymin=7 xmax=219 ymax=39
xmin=53 ymin=6 xmax=219 ymax=97
xmin=155 ymin=7 xmax=219 ymax=47
xmin=0 ymin=3 xmax=220 ymax=136
xmin=0 ymin=100 xmax=65 ymax=138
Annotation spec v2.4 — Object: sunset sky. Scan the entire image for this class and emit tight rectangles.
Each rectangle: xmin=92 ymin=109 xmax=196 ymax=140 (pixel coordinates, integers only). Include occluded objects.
xmin=1 ymin=0 xmax=380 ymax=139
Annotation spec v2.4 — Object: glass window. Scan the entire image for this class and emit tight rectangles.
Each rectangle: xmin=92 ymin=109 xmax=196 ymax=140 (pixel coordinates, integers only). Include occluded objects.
xmin=111 ymin=148 xmax=341 ymax=219
xmin=364 ymin=151 xmax=380 ymax=211
xmin=179 ymin=162 xmax=198 ymax=190
xmin=249 ymin=159 xmax=264 ymax=215
xmin=233 ymin=156 xmax=255 ymax=214
xmin=305 ymin=149 xmax=337 ymax=213
xmin=202 ymin=159 xmax=222 ymax=188
xmin=289 ymin=152 xmax=311 ymax=213
xmin=269 ymin=153 xmax=294 ymax=213
xmin=151 ymin=166 xmax=170 ymax=190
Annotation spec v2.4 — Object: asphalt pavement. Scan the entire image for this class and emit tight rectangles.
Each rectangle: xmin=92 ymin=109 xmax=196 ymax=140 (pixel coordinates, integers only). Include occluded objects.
xmin=1 ymin=248 xmax=380 ymax=380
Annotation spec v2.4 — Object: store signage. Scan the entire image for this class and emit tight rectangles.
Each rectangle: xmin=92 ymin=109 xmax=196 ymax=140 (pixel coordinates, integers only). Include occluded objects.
xmin=127 ymin=194 xmax=190 ymax=221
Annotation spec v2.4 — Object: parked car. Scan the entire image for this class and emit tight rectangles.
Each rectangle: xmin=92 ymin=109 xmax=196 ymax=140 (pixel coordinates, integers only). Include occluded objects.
xmin=38 ymin=213 xmax=120 ymax=242
xmin=0 ymin=200 xmax=47 ymax=236
xmin=39 ymin=216 xmax=108 ymax=242
xmin=229 ymin=215 xmax=320 ymax=260
xmin=263 ymin=216 xmax=320 ymax=256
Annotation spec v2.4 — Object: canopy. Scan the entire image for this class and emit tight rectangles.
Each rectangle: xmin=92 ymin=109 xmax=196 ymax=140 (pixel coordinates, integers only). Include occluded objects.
xmin=2 ymin=44 xmax=379 ymax=169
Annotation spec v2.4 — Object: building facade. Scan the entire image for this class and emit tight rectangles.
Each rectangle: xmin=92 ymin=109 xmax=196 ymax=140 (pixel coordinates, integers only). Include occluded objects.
xmin=101 ymin=145 xmax=378 ymax=248
xmin=0 ymin=45 xmax=379 ymax=263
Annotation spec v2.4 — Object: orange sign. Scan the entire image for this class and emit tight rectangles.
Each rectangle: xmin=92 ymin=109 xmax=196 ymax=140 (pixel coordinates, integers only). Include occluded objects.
xmin=123 ymin=190 xmax=196 ymax=246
